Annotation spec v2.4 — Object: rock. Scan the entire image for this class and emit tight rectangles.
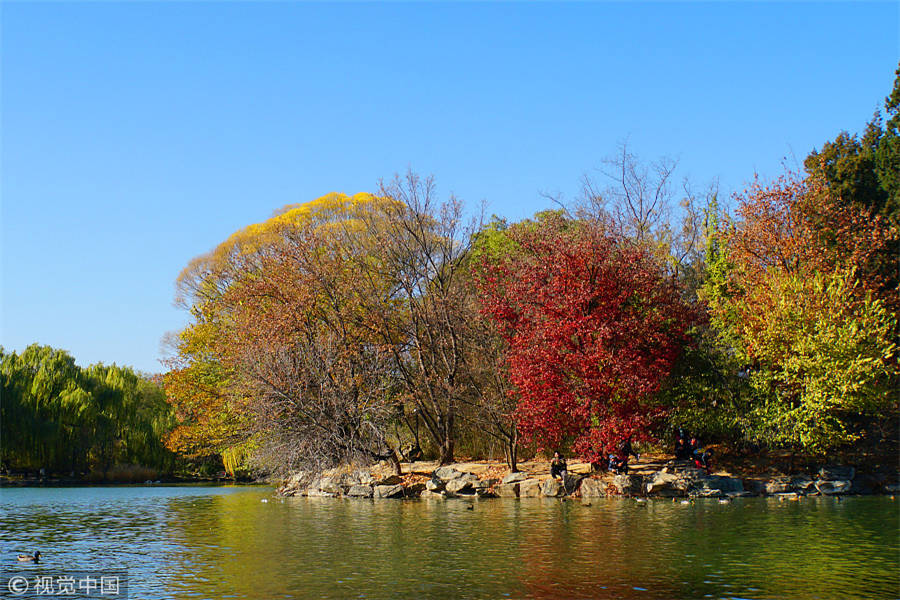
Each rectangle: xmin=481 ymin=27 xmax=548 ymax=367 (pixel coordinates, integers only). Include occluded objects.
xmin=502 ymin=472 xmax=529 ymax=485
xmin=726 ymin=491 xmax=755 ymax=498
xmin=355 ymin=471 xmax=376 ymax=486
xmin=818 ymin=466 xmax=855 ymax=481
xmin=446 ymin=474 xmax=478 ymax=495
xmin=693 ymin=475 xmax=743 ymax=494
xmin=518 ymin=479 xmax=541 ymax=497
xmin=884 ymin=483 xmax=900 ymax=493
xmin=474 ymin=478 xmax=499 ymax=490
xmin=376 ymin=474 xmax=403 ymax=486
xmin=434 ymin=466 xmax=465 ymax=481
xmin=542 ymin=479 xmax=564 ymax=497
xmin=476 ymin=487 xmax=499 ymax=498
xmin=790 ymin=477 xmax=815 ymax=493
xmin=774 ymin=492 xmax=799 ymax=500
xmin=815 ymin=480 xmax=852 ymax=496
xmin=425 ymin=478 xmax=445 ymax=492
xmin=373 ymin=484 xmax=405 ymax=498
xmin=319 ymin=476 xmax=344 ymax=495
xmin=645 ymin=471 xmax=685 ymax=497
xmin=346 ymin=484 xmax=373 ymax=498
xmin=578 ymin=478 xmax=605 ymax=498
xmin=612 ymin=474 xmax=644 ymax=496
xmin=562 ymin=473 xmax=584 ymax=494
xmin=420 ymin=490 xmax=445 ymax=499
xmin=404 ymin=483 xmax=426 ymax=497
xmin=765 ymin=477 xmax=793 ymax=495
xmin=497 ymin=483 xmax=519 ymax=497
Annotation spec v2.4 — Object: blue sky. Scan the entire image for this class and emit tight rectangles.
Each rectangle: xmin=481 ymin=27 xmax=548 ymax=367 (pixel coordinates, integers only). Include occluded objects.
xmin=2 ymin=2 xmax=898 ymax=373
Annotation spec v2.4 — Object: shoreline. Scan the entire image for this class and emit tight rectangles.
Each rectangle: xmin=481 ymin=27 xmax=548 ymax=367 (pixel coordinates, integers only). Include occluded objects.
xmin=277 ymin=455 xmax=900 ymax=500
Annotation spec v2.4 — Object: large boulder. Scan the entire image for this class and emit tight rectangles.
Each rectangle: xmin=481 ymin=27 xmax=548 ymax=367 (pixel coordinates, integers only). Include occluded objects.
xmin=612 ymin=474 xmax=644 ymax=496
xmin=579 ymin=478 xmax=606 ymax=498
xmin=425 ymin=477 xmax=445 ymax=492
xmin=346 ymin=484 xmax=374 ymax=498
xmin=434 ymin=466 xmax=466 ymax=482
xmin=815 ymin=480 xmax=852 ymax=496
xmin=562 ymin=473 xmax=584 ymax=495
xmin=818 ymin=466 xmax=855 ymax=481
xmin=518 ymin=479 xmax=542 ymax=497
xmin=764 ymin=477 xmax=793 ymax=495
xmin=446 ymin=473 xmax=479 ymax=495
xmin=497 ymin=483 xmax=519 ymax=497
xmin=420 ymin=490 xmax=445 ymax=499
xmin=502 ymin=472 xmax=529 ymax=485
xmin=645 ymin=471 xmax=685 ymax=497
xmin=542 ymin=479 xmax=564 ymax=497
xmin=692 ymin=475 xmax=743 ymax=495
xmin=374 ymin=484 xmax=405 ymax=498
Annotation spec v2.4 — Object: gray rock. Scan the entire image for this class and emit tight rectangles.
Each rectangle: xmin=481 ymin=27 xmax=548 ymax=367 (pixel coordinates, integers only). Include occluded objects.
xmin=425 ymin=478 xmax=445 ymax=492
xmin=818 ymin=466 xmax=855 ymax=481
xmin=446 ymin=473 xmax=478 ymax=495
xmin=474 ymin=478 xmax=499 ymax=490
xmin=476 ymin=487 xmax=499 ymax=498
xmin=815 ymin=480 xmax=852 ymax=495
xmin=502 ymin=472 xmax=529 ymax=484
xmin=774 ymin=492 xmax=799 ymax=500
xmin=645 ymin=471 xmax=685 ymax=497
xmin=562 ymin=473 xmax=584 ymax=494
xmin=373 ymin=484 xmax=405 ymax=498
xmin=355 ymin=471 xmax=376 ymax=486
xmin=346 ymin=484 xmax=374 ymax=498
xmin=319 ymin=476 xmax=344 ymax=495
xmin=693 ymin=475 xmax=743 ymax=494
xmin=518 ymin=479 xmax=541 ymax=497
xmin=791 ymin=477 xmax=816 ymax=493
xmin=542 ymin=479 xmax=564 ymax=497
xmin=578 ymin=478 xmax=606 ymax=498
xmin=420 ymin=490 xmax=445 ymax=499
xmin=497 ymin=483 xmax=519 ymax=497
xmin=612 ymin=474 xmax=644 ymax=496
xmin=434 ymin=466 xmax=465 ymax=481
xmin=765 ymin=477 xmax=793 ymax=495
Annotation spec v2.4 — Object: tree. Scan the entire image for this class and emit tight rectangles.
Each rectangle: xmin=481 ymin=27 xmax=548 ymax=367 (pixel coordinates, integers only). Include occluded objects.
xmin=165 ymin=192 xmax=404 ymax=473
xmin=708 ymin=171 xmax=900 ymax=452
xmin=474 ymin=213 xmax=699 ymax=462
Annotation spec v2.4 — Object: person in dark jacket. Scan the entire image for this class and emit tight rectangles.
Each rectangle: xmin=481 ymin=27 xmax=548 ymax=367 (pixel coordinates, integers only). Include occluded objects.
xmin=550 ymin=451 xmax=568 ymax=480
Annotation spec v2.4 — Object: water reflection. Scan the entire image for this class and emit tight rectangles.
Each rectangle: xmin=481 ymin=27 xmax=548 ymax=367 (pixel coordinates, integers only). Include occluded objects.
xmin=1 ymin=487 xmax=897 ymax=599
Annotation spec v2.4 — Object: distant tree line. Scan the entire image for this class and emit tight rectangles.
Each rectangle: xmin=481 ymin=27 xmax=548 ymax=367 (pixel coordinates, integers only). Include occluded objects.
xmin=1 ymin=345 xmax=181 ymax=477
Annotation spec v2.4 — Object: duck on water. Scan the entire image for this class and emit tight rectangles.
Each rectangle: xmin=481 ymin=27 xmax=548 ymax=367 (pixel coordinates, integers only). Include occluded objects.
xmin=18 ymin=551 xmax=41 ymax=563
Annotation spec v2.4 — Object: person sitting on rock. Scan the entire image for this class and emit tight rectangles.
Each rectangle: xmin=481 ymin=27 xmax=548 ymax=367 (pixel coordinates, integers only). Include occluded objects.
xmin=689 ymin=436 xmax=712 ymax=473
xmin=550 ymin=451 xmax=568 ymax=480
xmin=611 ymin=436 xmax=640 ymax=475
xmin=674 ymin=433 xmax=692 ymax=461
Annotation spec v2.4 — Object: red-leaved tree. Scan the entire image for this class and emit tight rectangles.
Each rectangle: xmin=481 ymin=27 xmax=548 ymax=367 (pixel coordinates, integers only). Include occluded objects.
xmin=474 ymin=214 xmax=699 ymax=461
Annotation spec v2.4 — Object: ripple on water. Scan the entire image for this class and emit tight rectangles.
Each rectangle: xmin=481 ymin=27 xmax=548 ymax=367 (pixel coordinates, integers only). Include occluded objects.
xmin=1 ymin=490 xmax=897 ymax=599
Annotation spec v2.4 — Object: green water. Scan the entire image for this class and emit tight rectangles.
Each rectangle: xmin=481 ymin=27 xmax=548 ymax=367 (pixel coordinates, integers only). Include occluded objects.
xmin=1 ymin=486 xmax=897 ymax=599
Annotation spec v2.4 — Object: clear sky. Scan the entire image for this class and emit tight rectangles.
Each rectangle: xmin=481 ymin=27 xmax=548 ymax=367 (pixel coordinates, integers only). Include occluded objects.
xmin=2 ymin=2 xmax=898 ymax=373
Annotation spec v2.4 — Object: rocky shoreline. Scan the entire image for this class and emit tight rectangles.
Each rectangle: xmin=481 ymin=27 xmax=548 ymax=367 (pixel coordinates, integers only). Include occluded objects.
xmin=277 ymin=458 xmax=900 ymax=500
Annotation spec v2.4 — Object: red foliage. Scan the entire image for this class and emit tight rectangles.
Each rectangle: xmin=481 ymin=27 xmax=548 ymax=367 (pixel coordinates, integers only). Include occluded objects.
xmin=474 ymin=217 xmax=699 ymax=461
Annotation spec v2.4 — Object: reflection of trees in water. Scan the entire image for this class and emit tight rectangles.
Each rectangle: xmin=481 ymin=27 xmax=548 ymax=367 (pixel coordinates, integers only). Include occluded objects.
xmin=158 ymin=494 xmax=898 ymax=600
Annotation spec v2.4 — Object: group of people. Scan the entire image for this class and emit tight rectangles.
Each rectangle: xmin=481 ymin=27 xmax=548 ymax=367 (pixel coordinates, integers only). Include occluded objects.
xmin=674 ymin=429 xmax=711 ymax=472
xmin=549 ymin=431 xmax=712 ymax=479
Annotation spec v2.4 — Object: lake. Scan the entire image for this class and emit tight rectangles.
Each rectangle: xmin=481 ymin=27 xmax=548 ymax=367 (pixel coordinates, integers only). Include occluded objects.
xmin=1 ymin=486 xmax=897 ymax=599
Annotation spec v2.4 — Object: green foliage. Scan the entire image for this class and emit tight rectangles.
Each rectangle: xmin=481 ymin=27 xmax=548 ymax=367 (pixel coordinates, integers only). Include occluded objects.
xmin=0 ymin=344 xmax=179 ymax=475
xmin=739 ymin=270 xmax=898 ymax=451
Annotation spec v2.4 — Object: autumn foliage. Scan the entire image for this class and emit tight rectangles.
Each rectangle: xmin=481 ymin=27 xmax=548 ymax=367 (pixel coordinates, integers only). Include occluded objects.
xmin=474 ymin=215 xmax=700 ymax=461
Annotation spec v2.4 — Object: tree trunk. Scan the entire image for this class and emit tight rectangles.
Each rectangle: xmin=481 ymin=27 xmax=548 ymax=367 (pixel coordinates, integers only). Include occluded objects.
xmin=507 ymin=431 xmax=519 ymax=473
xmin=438 ymin=437 xmax=455 ymax=465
